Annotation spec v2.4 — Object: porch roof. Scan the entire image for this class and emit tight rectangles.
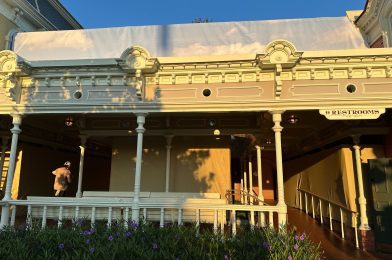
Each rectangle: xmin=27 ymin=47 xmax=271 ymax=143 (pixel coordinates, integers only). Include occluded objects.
xmin=13 ymin=16 xmax=367 ymax=61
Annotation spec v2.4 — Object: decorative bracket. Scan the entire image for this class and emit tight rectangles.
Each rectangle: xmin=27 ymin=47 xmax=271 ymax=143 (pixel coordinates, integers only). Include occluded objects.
xmin=0 ymin=50 xmax=30 ymax=102
xmin=257 ymin=40 xmax=302 ymax=99
xmin=118 ymin=46 xmax=159 ymax=100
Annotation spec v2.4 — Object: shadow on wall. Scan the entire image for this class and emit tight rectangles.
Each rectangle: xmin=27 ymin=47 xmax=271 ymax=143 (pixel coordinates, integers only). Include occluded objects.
xmin=176 ymin=149 xmax=214 ymax=193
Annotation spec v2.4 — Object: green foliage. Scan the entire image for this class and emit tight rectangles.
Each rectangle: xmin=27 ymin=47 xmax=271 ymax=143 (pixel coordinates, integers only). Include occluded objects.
xmin=0 ymin=221 xmax=322 ymax=259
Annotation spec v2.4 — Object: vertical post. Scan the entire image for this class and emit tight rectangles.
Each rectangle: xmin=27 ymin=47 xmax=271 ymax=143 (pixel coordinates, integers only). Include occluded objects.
xmin=270 ymin=111 xmax=287 ymax=227
xmin=255 ymin=145 xmax=264 ymax=202
xmin=165 ymin=135 xmax=173 ymax=192
xmin=0 ymin=114 xmax=22 ymax=229
xmin=240 ymin=179 xmax=244 ymax=204
xmin=311 ymin=195 xmax=315 ymax=218
xmin=352 ymin=135 xmax=371 ymax=231
xmin=0 ymin=137 xmax=9 ymax=190
xmin=243 ymin=156 xmax=248 ymax=204
xmin=329 ymin=203 xmax=333 ymax=231
xmin=299 ymin=191 xmax=302 ymax=210
xmin=132 ymin=113 xmax=146 ymax=223
xmin=76 ymin=136 xmax=87 ymax=198
xmin=248 ymin=154 xmax=253 ymax=198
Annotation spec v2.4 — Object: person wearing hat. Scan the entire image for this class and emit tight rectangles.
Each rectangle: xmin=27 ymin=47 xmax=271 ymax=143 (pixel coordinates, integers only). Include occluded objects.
xmin=52 ymin=161 xmax=72 ymax=197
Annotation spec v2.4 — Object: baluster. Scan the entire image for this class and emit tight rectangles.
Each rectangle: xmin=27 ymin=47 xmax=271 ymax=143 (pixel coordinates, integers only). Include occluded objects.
xmin=143 ymin=208 xmax=147 ymax=223
xmin=329 ymin=203 xmax=333 ymax=231
xmin=74 ymin=206 xmax=80 ymax=224
xmin=107 ymin=207 xmax=113 ymax=228
xmin=124 ymin=208 xmax=129 ymax=229
xmin=27 ymin=205 xmax=32 ymax=228
xmin=305 ymin=193 xmax=308 ymax=214
xmin=299 ymin=191 xmax=302 ymax=211
xmin=41 ymin=205 xmax=47 ymax=229
xmin=196 ymin=209 xmax=200 ymax=235
xmin=58 ymin=206 xmax=63 ymax=228
xmin=319 ymin=200 xmax=323 ymax=224
xmin=213 ymin=210 xmax=218 ymax=234
xmin=91 ymin=207 xmax=96 ymax=228
xmin=178 ymin=208 xmax=182 ymax=226
xmin=354 ymin=213 xmax=359 ymax=248
xmin=311 ymin=196 xmax=315 ymax=218
xmin=10 ymin=206 xmax=16 ymax=227
xmin=231 ymin=210 xmax=236 ymax=236
xmin=160 ymin=208 xmax=164 ymax=228
xmin=220 ymin=210 xmax=225 ymax=234
xmin=268 ymin=212 xmax=273 ymax=228
xmin=259 ymin=212 xmax=266 ymax=227
xmin=250 ymin=210 xmax=255 ymax=229
xmin=340 ymin=208 xmax=344 ymax=239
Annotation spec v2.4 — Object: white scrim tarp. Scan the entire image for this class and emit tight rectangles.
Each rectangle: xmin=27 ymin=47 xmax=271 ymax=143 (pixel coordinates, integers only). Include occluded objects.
xmin=13 ymin=17 xmax=367 ymax=61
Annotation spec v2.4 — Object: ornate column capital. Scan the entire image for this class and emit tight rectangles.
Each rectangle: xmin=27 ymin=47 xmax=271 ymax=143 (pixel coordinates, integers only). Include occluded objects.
xmin=165 ymin=135 xmax=173 ymax=149
xmin=135 ymin=113 xmax=147 ymax=134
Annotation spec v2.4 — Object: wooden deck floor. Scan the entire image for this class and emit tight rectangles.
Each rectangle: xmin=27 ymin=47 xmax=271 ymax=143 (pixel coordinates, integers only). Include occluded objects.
xmin=287 ymin=207 xmax=390 ymax=260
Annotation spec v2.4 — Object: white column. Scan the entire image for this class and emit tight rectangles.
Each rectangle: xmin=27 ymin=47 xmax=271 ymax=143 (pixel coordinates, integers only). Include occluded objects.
xmin=243 ymin=156 xmax=248 ymax=204
xmin=352 ymin=135 xmax=370 ymax=230
xmin=0 ymin=115 xmax=22 ymax=228
xmin=76 ymin=136 xmax=87 ymax=198
xmin=0 ymin=137 xmax=9 ymax=190
xmin=132 ymin=113 xmax=146 ymax=223
xmin=271 ymin=111 xmax=287 ymax=226
xmin=165 ymin=135 xmax=173 ymax=192
xmin=248 ymin=154 xmax=253 ymax=197
xmin=256 ymin=145 xmax=264 ymax=202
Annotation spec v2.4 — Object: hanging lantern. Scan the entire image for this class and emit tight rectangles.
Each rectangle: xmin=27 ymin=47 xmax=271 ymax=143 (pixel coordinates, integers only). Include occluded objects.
xmin=64 ymin=116 xmax=74 ymax=127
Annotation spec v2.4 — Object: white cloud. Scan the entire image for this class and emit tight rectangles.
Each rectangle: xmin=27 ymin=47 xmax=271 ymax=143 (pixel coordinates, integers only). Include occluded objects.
xmin=21 ymin=31 xmax=94 ymax=51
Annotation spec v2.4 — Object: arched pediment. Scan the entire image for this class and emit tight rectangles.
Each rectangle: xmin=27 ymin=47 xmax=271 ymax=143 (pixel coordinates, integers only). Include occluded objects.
xmin=257 ymin=40 xmax=302 ymax=68
xmin=118 ymin=45 xmax=159 ymax=73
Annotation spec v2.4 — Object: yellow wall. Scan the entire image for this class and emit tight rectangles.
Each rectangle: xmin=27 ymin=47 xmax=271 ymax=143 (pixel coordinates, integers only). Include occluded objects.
xmin=110 ymin=136 xmax=231 ymax=197
xmin=14 ymin=142 xmax=111 ymax=198
xmin=284 ymin=148 xmax=357 ymax=211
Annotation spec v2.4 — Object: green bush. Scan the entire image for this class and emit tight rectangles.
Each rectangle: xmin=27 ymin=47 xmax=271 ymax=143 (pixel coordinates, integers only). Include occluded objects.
xmin=0 ymin=221 xmax=322 ymax=259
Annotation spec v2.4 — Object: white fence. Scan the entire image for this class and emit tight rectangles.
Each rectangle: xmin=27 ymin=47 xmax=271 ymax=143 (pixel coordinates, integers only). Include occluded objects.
xmin=0 ymin=195 xmax=280 ymax=236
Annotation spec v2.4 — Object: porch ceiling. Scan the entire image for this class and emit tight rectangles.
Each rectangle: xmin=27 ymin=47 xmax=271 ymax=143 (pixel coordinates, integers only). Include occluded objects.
xmin=0 ymin=110 xmax=390 ymax=159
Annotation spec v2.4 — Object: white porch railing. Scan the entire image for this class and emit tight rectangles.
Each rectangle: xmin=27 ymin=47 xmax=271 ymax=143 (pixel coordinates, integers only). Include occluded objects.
xmin=0 ymin=198 xmax=280 ymax=236
xmin=297 ymin=189 xmax=359 ymax=248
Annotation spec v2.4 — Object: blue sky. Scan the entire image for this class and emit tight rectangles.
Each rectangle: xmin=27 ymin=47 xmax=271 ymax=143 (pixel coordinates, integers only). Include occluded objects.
xmin=60 ymin=0 xmax=367 ymax=29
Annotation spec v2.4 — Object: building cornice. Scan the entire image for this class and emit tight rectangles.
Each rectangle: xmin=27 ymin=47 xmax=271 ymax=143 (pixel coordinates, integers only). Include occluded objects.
xmin=10 ymin=0 xmax=58 ymax=30
xmin=47 ymin=0 xmax=83 ymax=29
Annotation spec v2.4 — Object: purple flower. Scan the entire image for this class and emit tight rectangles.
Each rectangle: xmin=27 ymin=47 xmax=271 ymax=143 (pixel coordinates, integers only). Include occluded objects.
xmin=108 ymin=235 xmax=114 ymax=241
xmin=224 ymin=255 xmax=229 ymax=260
xmin=130 ymin=221 xmax=138 ymax=230
xmin=288 ymin=255 xmax=293 ymax=260
xmin=152 ymin=243 xmax=159 ymax=250
xmin=299 ymin=233 xmax=305 ymax=241
xmin=58 ymin=243 xmax=64 ymax=249
xmin=90 ymin=247 xmax=95 ymax=253
xmin=83 ymin=230 xmax=91 ymax=236
xmin=294 ymin=234 xmax=299 ymax=241
xmin=125 ymin=231 xmax=132 ymax=238
xmin=86 ymin=239 xmax=90 ymax=244
xmin=262 ymin=242 xmax=270 ymax=248
xmin=294 ymin=244 xmax=299 ymax=250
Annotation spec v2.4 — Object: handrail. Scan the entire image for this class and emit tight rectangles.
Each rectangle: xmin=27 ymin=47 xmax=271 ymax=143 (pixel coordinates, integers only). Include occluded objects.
xmin=1 ymin=199 xmax=278 ymax=211
xmin=297 ymin=188 xmax=356 ymax=214
xmin=0 ymin=197 xmax=280 ymax=236
xmin=297 ymin=188 xmax=359 ymax=249
xmin=225 ymin=189 xmax=269 ymax=206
